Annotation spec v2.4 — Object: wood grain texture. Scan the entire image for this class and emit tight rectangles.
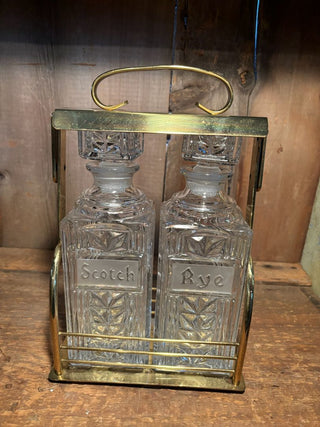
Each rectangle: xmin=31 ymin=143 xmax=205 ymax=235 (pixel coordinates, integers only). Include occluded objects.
xmin=165 ymin=0 xmax=320 ymax=263
xmin=0 ymin=1 xmax=58 ymax=248
xmin=1 ymin=0 xmax=320 ymax=265
xmin=302 ymin=178 xmax=320 ymax=296
xmin=249 ymin=0 xmax=320 ymax=261
xmin=0 ymin=248 xmax=319 ymax=425
xmin=48 ymin=0 xmax=173 ymax=231
xmin=165 ymin=0 xmax=256 ymax=200
xmin=254 ymin=261 xmax=311 ymax=286
xmin=0 ymin=247 xmax=52 ymax=273
xmin=0 ymin=0 xmax=173 ymax=248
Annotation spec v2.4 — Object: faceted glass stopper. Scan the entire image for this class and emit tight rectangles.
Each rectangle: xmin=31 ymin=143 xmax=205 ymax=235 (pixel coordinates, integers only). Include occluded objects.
xmin=78 ymin=131 xmax=144 ymax=160
xmin=182 ymin=135 xmax=242 ymax=165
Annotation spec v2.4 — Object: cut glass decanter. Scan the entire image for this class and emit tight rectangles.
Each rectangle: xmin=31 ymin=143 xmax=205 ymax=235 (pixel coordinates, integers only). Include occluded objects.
xmin=61 ymin=131 xmax=155 ymax=365
xmin=155 ymin=136 xmax=252 ymax=375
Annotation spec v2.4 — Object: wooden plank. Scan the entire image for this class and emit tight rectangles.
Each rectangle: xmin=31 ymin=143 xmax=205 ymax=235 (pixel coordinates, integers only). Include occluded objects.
xmin=49 ymin=1 xmax=173 ymax=217
xmin=0 ymin=247 xmax=52 ymax=273
xmin=249 ymin=0 xmax=320 ymax=262
xmin=254 ymin=261 xmax=311 ymax=286
xmin=165 ymin=0 xmax=320 ymax=264
xmin=0 ymin=0 xmax=173 ymax=248
xmin=0 ymin=249 xmax=319 ymax=425
xmin=0 ymin=1 xmax=58 ymax=249
xmin=302 ymin=177 xmax=320 ymax=295
xmin=165 ymin=0 xmax=256 ymax=200
xmin=1 ymin=0 xmax=320 ymax=265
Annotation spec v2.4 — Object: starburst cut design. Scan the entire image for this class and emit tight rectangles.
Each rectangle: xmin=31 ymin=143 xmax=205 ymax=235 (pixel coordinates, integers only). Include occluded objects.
xmin=177 ymin=296 xmax=217 ymax=341
xmin=84 ymin=227 xmax=129 ymax=252
xmin=79 ymin=289 xmax=145 ymax=363
xmin=184 ymin=233 xmax=228 ymax=257
xmin=87 ymin=291 xmax=130 ymax=336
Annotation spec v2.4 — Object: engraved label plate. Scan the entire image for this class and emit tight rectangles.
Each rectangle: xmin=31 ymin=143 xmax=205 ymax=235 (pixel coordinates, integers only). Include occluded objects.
xmin=76 ymin=258 xmax=140 ymax=289
xmin=170 ymin=261 xmax=235 ymax=295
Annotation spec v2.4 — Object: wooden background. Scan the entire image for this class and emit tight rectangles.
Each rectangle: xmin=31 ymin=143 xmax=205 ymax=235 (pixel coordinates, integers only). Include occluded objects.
xmin=0 ymin=0 xmax=319 ymax=262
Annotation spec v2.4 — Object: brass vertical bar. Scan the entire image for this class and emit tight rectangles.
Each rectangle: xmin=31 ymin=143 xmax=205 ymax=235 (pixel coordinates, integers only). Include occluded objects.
xmin=234 ymin=136 xmax=265 ymax=385
xmin=57 ymin=130 xmax=67 ymax=226
xmin=256 ymin=137 xmax=267 ymax=191
xmin=50 ymin=242 xmax=62 ymax=376
xmin=233 ymin=259 xmax=254 ymax=385
xmin=233 ymin=323 xmax=247 ymax=385
xmin=148 ymin=329 xmax=154 ymax=368
xmin=245 ymin=137 xmax=266 ymax=228
xmin=51 ymin=126 xmax=59 ymax=183
xmin=51 ymin=121 xmax=67 ymax=225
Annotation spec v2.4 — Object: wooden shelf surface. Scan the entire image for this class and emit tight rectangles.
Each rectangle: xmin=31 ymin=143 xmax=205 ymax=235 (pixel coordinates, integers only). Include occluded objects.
xmin=0 ymin=248 xmax=319 ymax=425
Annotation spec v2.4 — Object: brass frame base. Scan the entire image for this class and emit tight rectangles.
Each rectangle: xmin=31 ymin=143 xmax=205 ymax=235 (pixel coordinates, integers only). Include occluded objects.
xmin=49 ymin=367 xmax=245 ymax=392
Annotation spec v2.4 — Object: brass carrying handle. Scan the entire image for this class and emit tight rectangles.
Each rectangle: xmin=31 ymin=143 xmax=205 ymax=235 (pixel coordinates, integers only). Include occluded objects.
xmin=91 ymin=65 xmax=233 ymax=116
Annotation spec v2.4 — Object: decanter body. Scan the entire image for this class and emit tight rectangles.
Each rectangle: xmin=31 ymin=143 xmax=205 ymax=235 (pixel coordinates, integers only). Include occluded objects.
xmin=155 ymin=164 xmax=252 ymax=373
xmin=61 ymin=133 xmax=155 ymax=365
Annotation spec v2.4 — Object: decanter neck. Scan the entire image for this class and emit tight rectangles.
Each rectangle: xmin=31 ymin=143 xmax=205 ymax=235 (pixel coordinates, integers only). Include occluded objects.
xmin=86 ymin=161 xmax=139 ymax=193
xmin=183 ymin=164 xmax=229 ymax=197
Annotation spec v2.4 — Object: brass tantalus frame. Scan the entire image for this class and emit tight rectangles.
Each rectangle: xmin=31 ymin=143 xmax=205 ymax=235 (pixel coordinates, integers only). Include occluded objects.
xmin=49 ymin=66 xmax=268 ymax=391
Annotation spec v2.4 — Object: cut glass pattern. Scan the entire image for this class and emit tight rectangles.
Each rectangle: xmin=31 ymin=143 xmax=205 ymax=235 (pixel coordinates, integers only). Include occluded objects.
xmin=78 ymin=131 xmax=144 ymax=160
xmin=183 ymin=135 xmax=242 ymax=164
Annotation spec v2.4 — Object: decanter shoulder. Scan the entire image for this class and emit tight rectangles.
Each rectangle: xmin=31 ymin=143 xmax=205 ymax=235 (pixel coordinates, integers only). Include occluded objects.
xmin=161 ymin=189 xmax=252 ymax=233
xmin=75 ymin=185 xmax=153 ymax=214
xmin=60 ymin=191 xmax=154 ymax=232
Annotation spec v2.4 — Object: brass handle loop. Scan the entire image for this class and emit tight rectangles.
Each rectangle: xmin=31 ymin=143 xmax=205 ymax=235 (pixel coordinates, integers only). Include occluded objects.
xmin=91 ymin=65 xmax=233 ymax=116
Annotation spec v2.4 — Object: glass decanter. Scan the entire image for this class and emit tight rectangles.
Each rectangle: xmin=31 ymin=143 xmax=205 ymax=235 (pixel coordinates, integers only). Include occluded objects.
xmin=61 ymin=131 xmax=155 ymax=365
xmin=154 ymin=135 xmax=252 ymax=374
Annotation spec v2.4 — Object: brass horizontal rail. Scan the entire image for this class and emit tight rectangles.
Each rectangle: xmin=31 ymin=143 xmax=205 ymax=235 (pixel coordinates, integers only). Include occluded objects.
xmin=52 ymin=109 xmax=268 ymax=137
xmin=60 ymin=345 xmax=237 ymax=360
xmin=61 ymin=359 xmax=235 ymax=374
xmin=59 ymin=332 xmax=239 ymax=347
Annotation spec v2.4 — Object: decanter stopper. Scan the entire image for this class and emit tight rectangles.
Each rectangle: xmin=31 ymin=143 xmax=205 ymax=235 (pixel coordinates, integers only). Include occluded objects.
xmin=78 ymin=131 xmax=144 ymax=160
xmin=182 ymin=134 xmax=242 ymax=165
